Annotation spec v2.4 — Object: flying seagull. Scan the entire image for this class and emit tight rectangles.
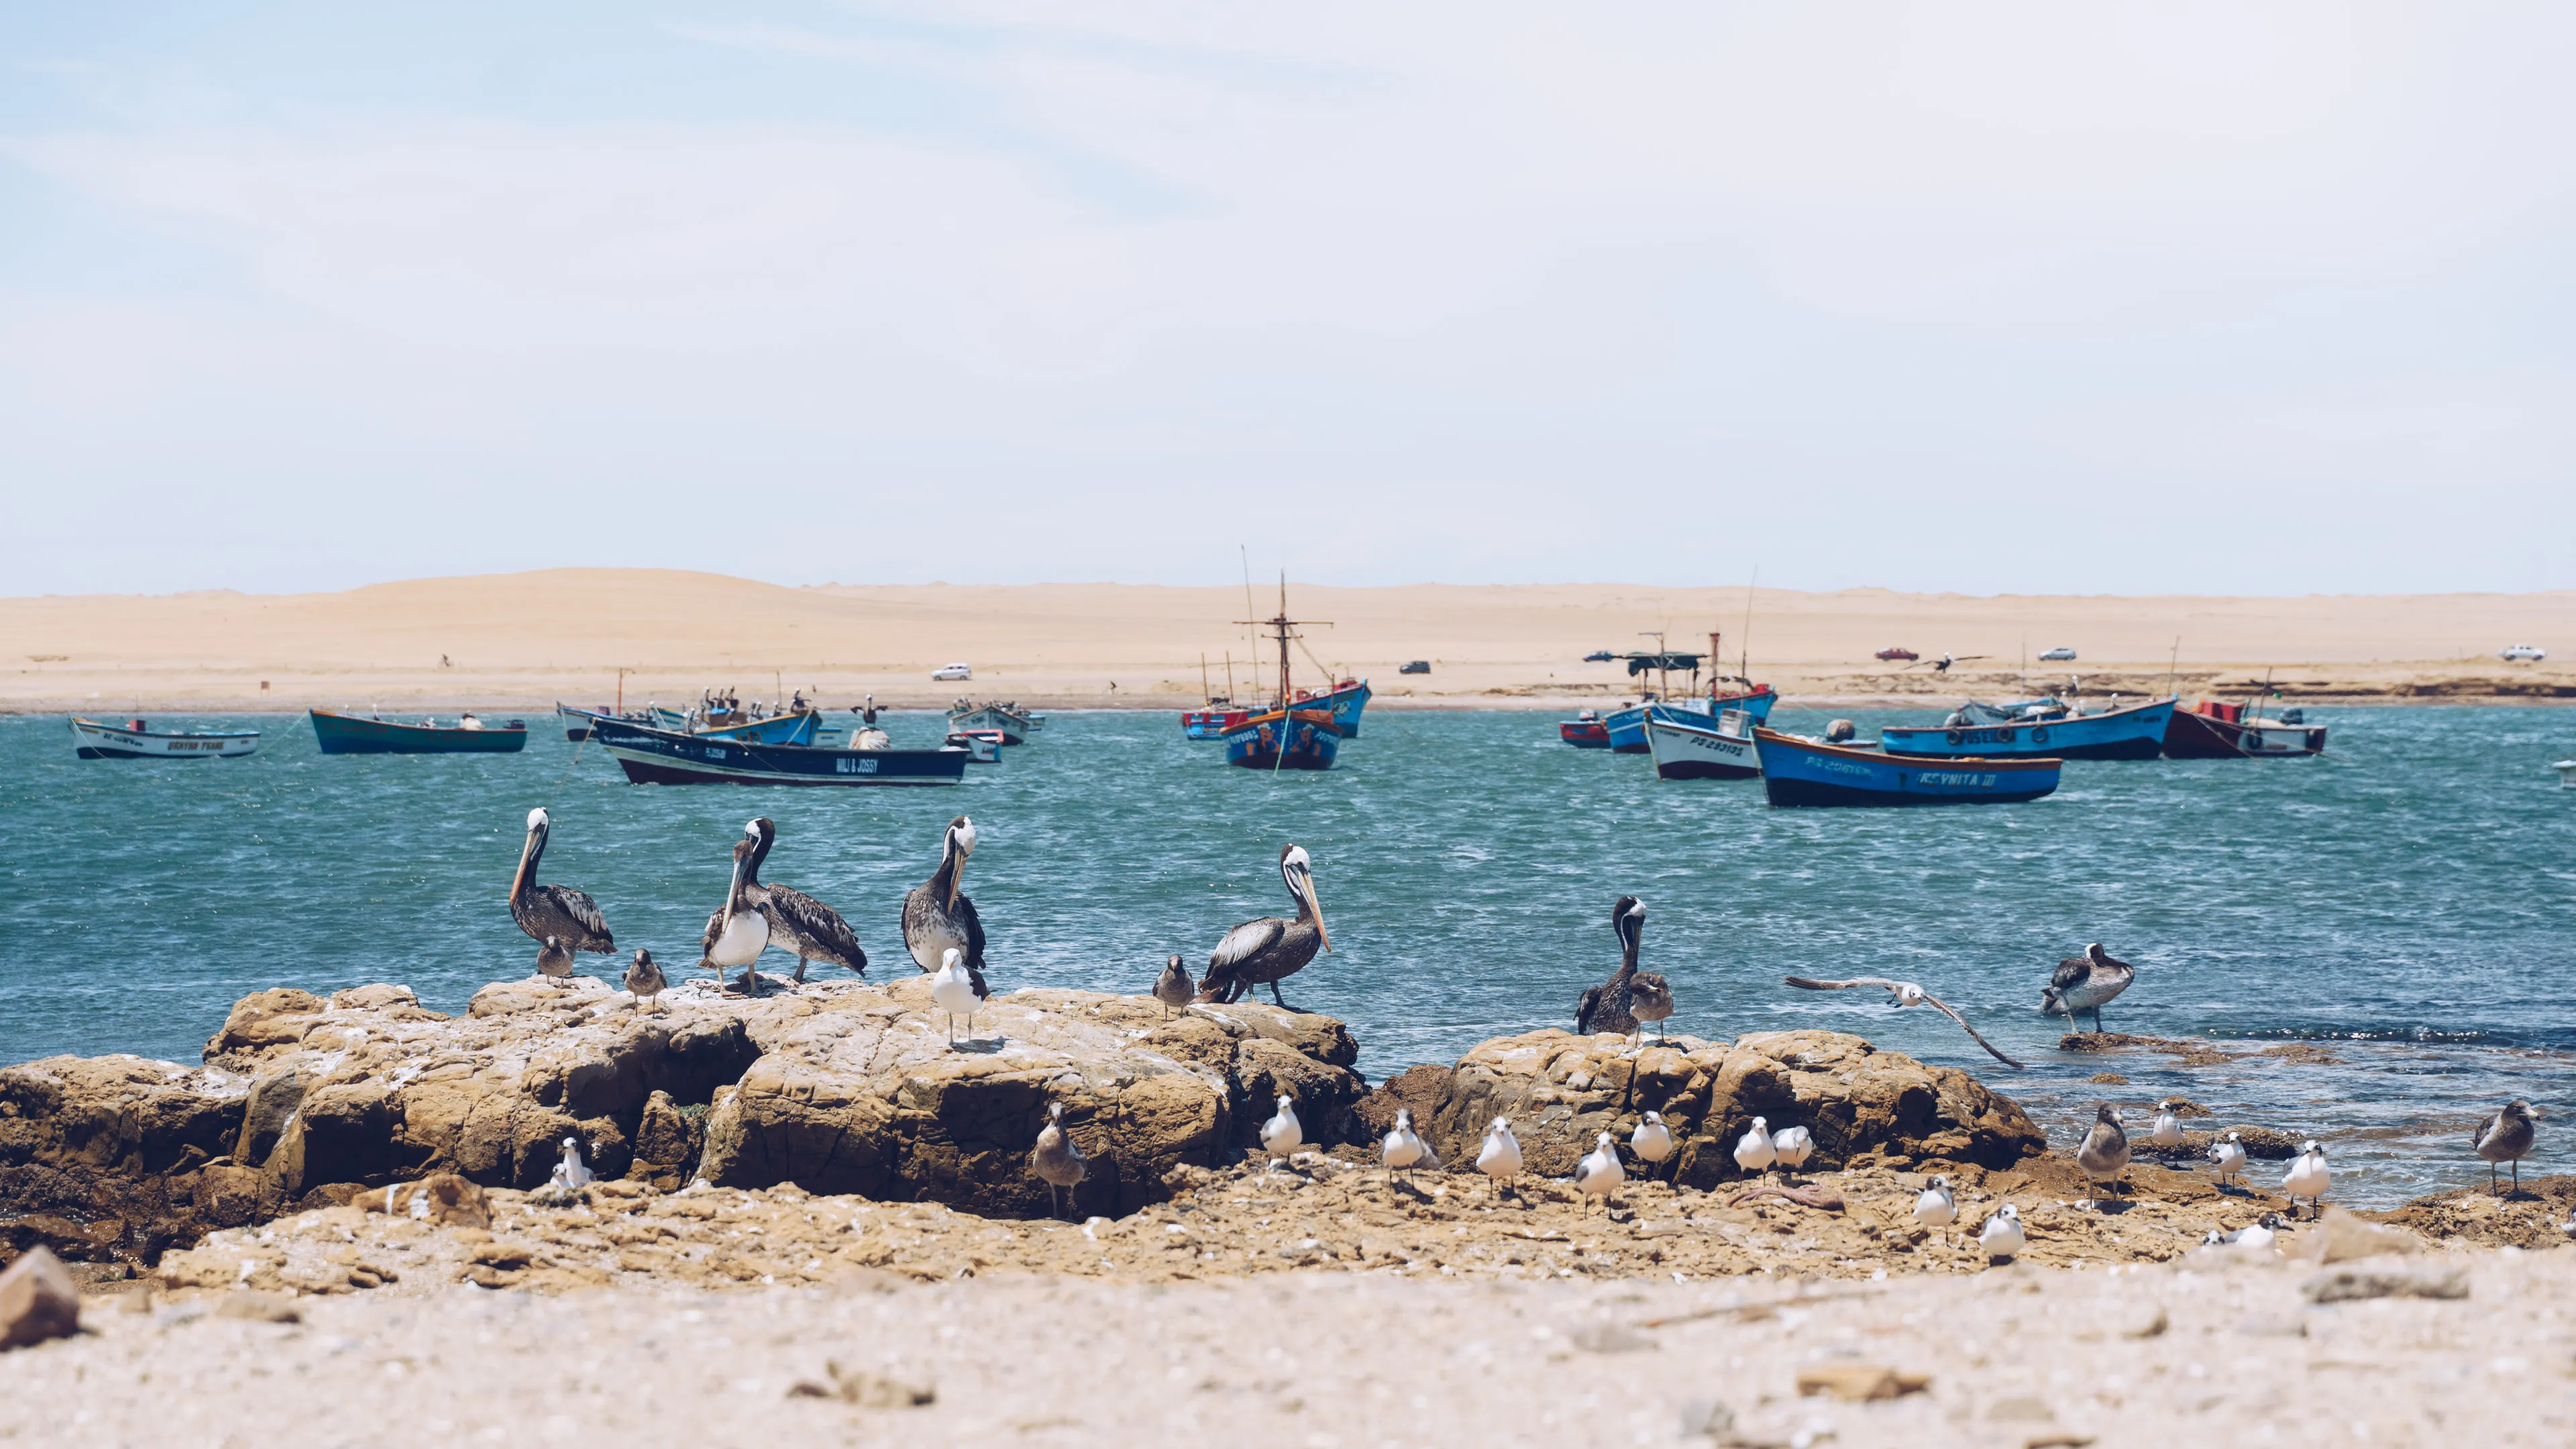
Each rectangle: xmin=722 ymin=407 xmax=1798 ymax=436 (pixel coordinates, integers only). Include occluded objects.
xmin=1781 ymin=976 xmax=2024 ymax=1068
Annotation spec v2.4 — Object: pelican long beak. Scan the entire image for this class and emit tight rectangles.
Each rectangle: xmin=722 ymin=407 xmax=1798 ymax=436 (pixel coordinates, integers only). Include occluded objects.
xmin=508 ymin=823 xmax=540 ymax=906
xmin=720 ymin=847 xmax=747 ymax=931
xmin=1303 ymin=871 xmax=1330 ymax=953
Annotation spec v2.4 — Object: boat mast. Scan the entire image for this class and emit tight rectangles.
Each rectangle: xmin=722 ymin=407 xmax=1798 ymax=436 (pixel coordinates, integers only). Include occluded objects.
xmin=1235 ymin=573 xmax=1330 ymax=712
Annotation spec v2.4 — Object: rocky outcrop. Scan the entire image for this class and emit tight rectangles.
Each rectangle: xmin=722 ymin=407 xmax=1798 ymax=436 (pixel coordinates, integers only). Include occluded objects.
xmin=1413 ymin=1028 xmax=2044 ymax=1183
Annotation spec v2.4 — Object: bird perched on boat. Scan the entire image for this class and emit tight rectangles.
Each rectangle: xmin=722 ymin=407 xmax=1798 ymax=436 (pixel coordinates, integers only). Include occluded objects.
xmin=1574 ymin=1132 xmax=1624 ymax=1216
xmin=902 ymin=816 xmax=986 ymax=977
xmin=697 ymin=837 xmax=771 ymax=991
xmin=623 ymin=949 xmax=667 ymax=1012
xmin=2475 ymin=1099 xmax=2540 ymax=1196
xmin=1576 ymin=897 xmax=1673 ymax=1045
xmin=1781 ymin=976 xmax=2023 ymax=1068
xmin=1260 ymin=1095 xmax=1303 ymax=1161
xmin=1978 ymin=1203 xmax=2024 ymax=1261
xmin=2208 ymin=1130 xmax=2249 ymax=1189
xmin=1029 ymin=1103 xmax=1086 ymax=1220
xmin=930 ymin=947 xmax=986 ymax=1044
xmin=2076 ymin=1105 xmax=2131 ymax=1201
xmin=1772 ymin=1124 xmax=1815 ymax=1177
xmin=2283 ymin=1140 xmax=2330 ymax=1219
xmin=738 ymin=818 xmax=865 ymax=983
xmin=508 ymin=808 xmax=613 ymax=981
xmin=1630 ymin=1112 xmax=1675 ymax=1171
xmin=1382 ymin=1108 xmax=1430 ymax=1179
xmin=1733 ymin=1116 xmax=1776 ymax=1179
xmin=1196 ymin=844 xmax=1331 ymax=1011
xmin=2041 ymin=943 xmax=2135 ymax=1034
xmin=2149 ymin=1101 xmax=2184 ymax=1150
xmin=1913 ymin=1176 xmax=1957 ymax=1231
xmin=1152 ymin=955 xmax=1194 ymax=1020
xmin=1477 ymin=1116 xmax=1523 ymax=1193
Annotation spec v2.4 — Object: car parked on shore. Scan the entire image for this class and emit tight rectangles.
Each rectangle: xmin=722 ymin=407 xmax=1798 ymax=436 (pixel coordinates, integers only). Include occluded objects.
xmin=932 ymin=662 xmax=973 ymax=681
xmin=2500 ymin=643 xmax=2546 ymax=662
xmin=2039 ymin=646 xmax=2078 ymax=661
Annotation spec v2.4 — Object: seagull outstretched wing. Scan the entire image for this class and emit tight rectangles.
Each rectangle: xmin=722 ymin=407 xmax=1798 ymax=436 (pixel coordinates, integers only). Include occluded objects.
xmin=1781 ymin=975 xmax=2024 ymax=1070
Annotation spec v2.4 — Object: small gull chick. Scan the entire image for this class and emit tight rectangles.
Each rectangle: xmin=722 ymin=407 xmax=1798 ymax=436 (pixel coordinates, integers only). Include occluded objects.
xmin=1477 ymin=1116 xmax=1523 ymax=1194
xmin=1978 ymin=1203 xmax=2025 ymax=1262
xmin=1029 ymin=1102 xmax=1087 ymax=1220
xmin=2283 ymin=1140 xmax=2330 ymax=1219
xmin=1574 ymin=1130 xmax=1624 ymax=1216
xmin=1733 ymin=1116 xmax=1776 ymax=1180
xmin=2474 ymin=1099 xmax=2540 ymax=1196
xmin=2076 ymin=1104 xmax=2131 ymax=1202
xmin=623 ymin=949 xmax=667 ymax=1012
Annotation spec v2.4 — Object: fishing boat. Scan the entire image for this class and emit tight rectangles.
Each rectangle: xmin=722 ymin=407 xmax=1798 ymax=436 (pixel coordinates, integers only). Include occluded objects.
xmin=1644 ymin=708 xmax=1760 ymax=780
xmin=947 ymin=699 xmax=1042 ymax=745
xmin=1218 ymin=578 xmax=1367 ymax=770
xmin=945 ymin=729 xmax=1005 ymax=762
xmin=2161 ymin=699 xmax=2327 ymax=758
xmin=555 ymin=703 xmax=657 ymax=743
xmin=1752 ymin=727 xmax=2061 ymax=807
xmin=584 ymin=716 xmax=967 ymax=786
xmin=645 ymin=690 xmax=826 ymax=745
xmin=69 ymin=716 xmax=259 ymax=761
xmin=1558 ymin=709 xmax=1613 ymax=748
xmin=1880 ymin=694 xmax=2176 ymax=761
xmin=2555 ymin=759 xmax=2576 ymax=788
xmin=1183 ymin=678 xmax=1367 ymax=741
xmin=1605 ymin=686 xmax=1780 ymax=752
xmin=309 ymin=710 xmax=530 ymax=754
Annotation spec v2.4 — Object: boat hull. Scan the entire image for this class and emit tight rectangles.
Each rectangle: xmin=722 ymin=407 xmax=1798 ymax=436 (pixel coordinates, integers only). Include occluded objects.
xmin=1754 ymin=728 xmax=2059 ymax=807
xmin=1222 ymin=708 xmax=1342 ymax=770
xmin=2162 ymin=707 xmax=2327 ymax=759
xmin=1181 ymin=709 xmax=1240 ymax=741
xmin=309 ymin=710 xmax=529 ymax=754
xmin=642 ymin=706 xmax=820 ymax=745
xmin=1605 ymin=690 xmax=1779 ymax=752
xmin=1559 ymin=718 xmax=1613 ymax=748
xmin=588 ymin=718 xmax=966 ymax=786
xmin=1644 ymin=715 xmax=1760 ymax=780
xmin=69 ymin=717 xmax=259 ymax=760
xmin=947 ymin=703 xmax=1036 ymax=745
xmin=1882 ymin=697 xmax=2175 ymax=761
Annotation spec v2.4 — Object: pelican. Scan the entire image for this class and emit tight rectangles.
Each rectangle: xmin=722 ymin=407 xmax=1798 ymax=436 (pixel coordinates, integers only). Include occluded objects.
xmin=1260 ymin=1095 xmax=1303 ymax=1161
xmin=623 ymin=949 xmax=667 ymax=1012
xmin=1978 ymin=1204 xmax=2025 ymax=1260
xmin=1197 ymin=845 xmax=1330 ymax=1011
xmin=2076 ymin=1105 xmax=2131 ymax=1201
xmin=741 ymin=818 xmax=867 ymax=982
xmin=1733 ymin=1116 xmax=1776 ymax=1178
xmin=1476 ymin=1116 xmax=1523 ymax=1192
xmin=2149 ymin=1100 xmax=2184 ymax=1150
xmin=1030 ymin=1103 xmax=1086 ymax=1220
xmin=1630 ymin=1112 xmax=1674 ymax=1169
xmin=2475 ymin=1099 xmax=2540 ymax=1195
xmin=1574 ymin=1132 xmax=1624 ymax=1216
xmin=2041 ymin=943 xmax=2135 ymax=1033
xmin=902 ymin=816 xmax=985 ymax=975
xmin=1382 ymin=1108 xmax=1429 ymax=1179
xmin=696 ymin=837 xmax=770 ymax=991
xmin=2208 ymin=1130 xmax=2249 ymax=1189
xmin=1152 ymin=955 xmax=1194 ymax=1020
xmin=930 ymin=947 xmax=985 ymax=1044
xmin=1913 ymin=1176 xmax=1957 ymax=1230
xmin=1771 ymin=1124 xmax=1814 ymax=1177
xmin=2284 ymin=1140 xmax=2330 ymax=1219
xmin=508 ymin=808 xmax=613 ymax=982
xmin=1576 ymin=897 xmax=1672 ymax=1044
xmin=1782 ymin=975 xmax=2023 ymax=1068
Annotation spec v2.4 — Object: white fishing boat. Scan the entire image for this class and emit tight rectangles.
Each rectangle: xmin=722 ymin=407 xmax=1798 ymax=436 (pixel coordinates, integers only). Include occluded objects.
xmin=70 ymin=716 xmax=260 ymax=761
xmin=1644 ymin=707 xmax=1762 ymax=780
xmin=2555 ymin=759 xmax=2576 ymax=788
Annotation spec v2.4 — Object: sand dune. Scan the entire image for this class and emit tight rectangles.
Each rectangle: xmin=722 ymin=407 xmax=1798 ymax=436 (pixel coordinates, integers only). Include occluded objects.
xmin=4 ymin=569 xmax=2571 ymax=711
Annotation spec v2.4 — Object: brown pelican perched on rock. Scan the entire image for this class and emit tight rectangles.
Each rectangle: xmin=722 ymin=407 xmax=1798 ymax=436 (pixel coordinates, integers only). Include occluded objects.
xmin=508 ymin=808 xmax=613 ymax=983
xmin=697 ymin=836 xmax=770 ymax=991
xmin=1575 ymin=896 xmax=1671 ymax=1043
xmin=2042 ymin=943 xmax=2136 ymax=1032
xmin=1195 ymin=844 xmax=1330 ymax=1010
xmin=741 ymin=817 xmax=867 ymax=982
xmin=902 ymin=816 xmax=985 ymax=974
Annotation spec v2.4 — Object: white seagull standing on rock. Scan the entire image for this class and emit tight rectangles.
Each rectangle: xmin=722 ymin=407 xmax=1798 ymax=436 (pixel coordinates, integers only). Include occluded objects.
xmin=1771 ymin=1124 xmax=1814 ymax=1177
xmin=1477 ymin=1117 xmax=1523 ymax=1193
xmin=1733 ymin=1116 xmax=1776 ymax=1179
xmin=1979 ymin=1204 xmax=2025 ymax=1262
xmin=2208 ymin=1130 xmax=2249 ymax=1189
xmin=930 ymin=947 xmax=985 ymax=1044
xmin=1914 ymin=1177 xmax=1957 ymax=1232
xmin=1381 ymin=1108 xmax=1429 ymax=1179
xmin=1630 ymin=1112 xmax=1675 ymax=1172
xmin=1574 ymin=1132 xmax=1624 ymax=1216
xmin=1260 ymin=1095 xmax=1304 ymax=1162
xmin=551 ymin=1136 xmax=593 ymax=1191
xmin=2149 ymin=1101 xmax=2184 ymax=1150
xmin=2284 ymin=1140 xmax=2331 ymax=1219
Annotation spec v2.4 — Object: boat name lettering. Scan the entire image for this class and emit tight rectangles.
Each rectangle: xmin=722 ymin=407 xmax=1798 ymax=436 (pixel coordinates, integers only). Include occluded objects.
xmin=1917 ymin=771 xmax=1997 ymax=788
xmin=835 ymin=757 xmax=879 ymax=775
xmin=1816 ymin=758 xmax=1874 ymax=777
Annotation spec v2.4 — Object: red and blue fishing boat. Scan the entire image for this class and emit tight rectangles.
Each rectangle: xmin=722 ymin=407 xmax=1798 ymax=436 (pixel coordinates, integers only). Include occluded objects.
xmin=1880 ymin=695 xmax=2176 ymax=761
xmin=1752 ymin=727 xmax=2059 ymax=807
xmin=309 ymin=710 xmax=530 ymax=754
xmin=1603 ymin=685 xmax=1779 ymax=752
xmin=1558 ymin=709 xmax=1613 ymax=748
xmin=1218 ymin=578 xmax=1367 ymax=769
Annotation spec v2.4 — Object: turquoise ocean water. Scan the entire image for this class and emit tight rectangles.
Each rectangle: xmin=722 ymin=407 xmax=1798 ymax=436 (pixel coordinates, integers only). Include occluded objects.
xmin=5 ymin=705 xmax=2572 ymax=1206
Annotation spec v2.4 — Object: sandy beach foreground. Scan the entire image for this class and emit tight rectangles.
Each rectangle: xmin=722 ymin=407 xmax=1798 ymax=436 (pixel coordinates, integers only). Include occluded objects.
xmin=7 ymin=570 xmax=2572 ymax=713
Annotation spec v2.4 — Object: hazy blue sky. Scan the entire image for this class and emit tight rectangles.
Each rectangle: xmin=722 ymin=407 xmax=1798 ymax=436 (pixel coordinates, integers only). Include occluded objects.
xmin=3 ymin=3 xmax=2570 ymax=596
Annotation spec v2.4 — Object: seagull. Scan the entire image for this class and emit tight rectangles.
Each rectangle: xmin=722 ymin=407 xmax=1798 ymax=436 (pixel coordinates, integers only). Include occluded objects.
xmin=1574 ymin=1131 xmax=1624 ymax=1216
xmin=1382 ymin=1108 xmax=1430 ymax=1179
xmin=2203 ymin=1220 xmax=2275 ymax=1252
xmin=2149 ymin=1101 xmax=2184 ymax=1150
xmin=1630 ymin=1112 xmax=1675 ymax=1171
xmin=1771 ymin=1124 xmax=1814 ymax=1177
xmin=1477 ymin=1116 xmax=1523 ymax=1193
xmin=1260 ymin=1095 xmax=1303 ymax=1161
xmin=537 ymin=935 xmax=574 ymax=983
xmin=623 ymin=949 xmax=667 ymax=1012
xmin=1733 ymin=1116 xmax=1776 ymax=1179
xmin=1152 ymin=955 xmax=1195 ymax=1020
xmin=1781 ymin=976 xmax=2024 ymax=1068
xmin=1913 ymin=1176 xmax=1957 ymax=1231
xmin=1978 ymin=1203 xmax=2025 ymax=1261
xmin=2076 ymin=1105 xmax=2131 ymax=1201
xmin=1030 ymin=1103 xmax=1087 ymax=1220
xmin=930 ymin=947 xmax=985 ymax=1044
xmin=2208 ymin=1131 xmax=2249 ymax=1190
xmin=551 ymin=1136 xmax=593 ymax=1191
xmin=2041 ymin=943 xmax=2135 ymax=1034
xmin=2474 ymin=1099 xmax=2540 ymax=1196
xmin=2283 ymin=1140 xmax=2330 ymax=1220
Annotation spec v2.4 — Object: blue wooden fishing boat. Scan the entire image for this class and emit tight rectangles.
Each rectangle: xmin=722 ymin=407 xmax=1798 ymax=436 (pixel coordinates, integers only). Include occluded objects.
xmin=1880 ymin=695 xmax=2175 ymax=761
xmin=1223 ymin=706 xmax=1342 ymax=771
xmin=1603 ymin=686 xmax=1778 ymax=752
xmin=1752 ymin=727 xmax=2059 ymax=807
xmin=639 ymin=701 xmax=822 ymax=745
xmin=584 ymin=716 xmax=966 ymax=786
xmin=309 ymin=710 xmax=529 ymax=755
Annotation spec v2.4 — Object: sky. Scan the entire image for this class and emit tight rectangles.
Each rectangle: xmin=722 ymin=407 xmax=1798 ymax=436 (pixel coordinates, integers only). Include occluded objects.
xmin=2 ymin=3 xmax=2571 ymax=598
